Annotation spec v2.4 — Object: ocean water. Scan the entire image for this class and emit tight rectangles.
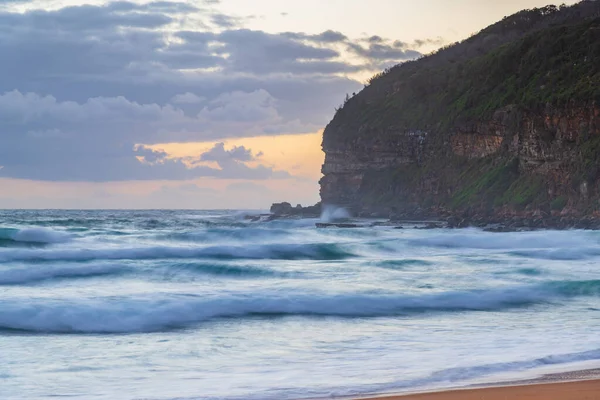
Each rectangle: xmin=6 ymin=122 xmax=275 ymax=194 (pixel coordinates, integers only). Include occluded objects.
xmin=1 ymin=210 xmax=600 ymax=400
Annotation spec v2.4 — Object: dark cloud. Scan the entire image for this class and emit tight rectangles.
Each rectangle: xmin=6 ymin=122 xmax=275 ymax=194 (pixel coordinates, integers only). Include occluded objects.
xmin=412 ymin=36 xmax=447 ymax=48
xmin=216 ymin=29 xmax=340 ymax=73
xmin=347 ymin=42 xmax=421 ymax=61
xmin=171 ymin=92 xmax=206 ymax=104
xmin=0 ymin=89 xmax=300 ymax=181
xmin=211 ymin=13 xmax=241 ymax=28
xmin=366 ymin=35 xmax=384 ymax=43
xmin=0 ymin=4 xmax=173 ymax=31
xmin=0 ymin=1 xmax=426 ymax=182
xmin=200 ymin=143 xmax=257 ymax=163
xmin=284 ymin=30 xmax=348 ymax=43
xmin=128 ymin=1 xmax=201 ymax=13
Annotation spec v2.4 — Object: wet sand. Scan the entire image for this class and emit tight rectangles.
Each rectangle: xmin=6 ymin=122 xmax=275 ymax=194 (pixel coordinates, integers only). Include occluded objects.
xmin=355 ymin=369 xmax=600 ymax=400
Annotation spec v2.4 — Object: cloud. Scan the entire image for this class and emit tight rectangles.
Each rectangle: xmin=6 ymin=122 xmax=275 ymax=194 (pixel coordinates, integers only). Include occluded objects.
xmin=0 ymin=1 xmax=428 ymax=183
xmin=0 ymin=90 xmax=300 ymax=181
xmin=200 ymin=143 xmax=257 ymax=163
xmin=0 ymin=3 xmax=174 ymax=31
xmin=198 ymin=90 xmax=278 ymax=123
xmin=191 ymin=142 xmax=289 ymax=180
xmin=412 ymin=37 xmax=447 ymax=48
xmin=284 ymin=30 xmax=348 ymax=43
xmin=347 ymin=42 xmax=422 ymax=61
xmin=171 ymin=92 xmax=206 ymax=104
xmin=0 ymin=0 xmax=34 ymax=4
xmin=366 ymin=35 xmax=384 ymax=43
xmin=210 ymin=13 xmax=242 ymax=28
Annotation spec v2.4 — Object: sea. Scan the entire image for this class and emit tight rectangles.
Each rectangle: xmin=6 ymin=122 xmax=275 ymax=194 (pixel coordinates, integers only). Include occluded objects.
xmin=1 ymin=209 xmax=600 ymax=400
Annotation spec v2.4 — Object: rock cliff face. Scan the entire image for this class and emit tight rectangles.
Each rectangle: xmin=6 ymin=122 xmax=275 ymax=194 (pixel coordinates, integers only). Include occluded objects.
xmin=320 ymin=1 xmax=600 ymax=222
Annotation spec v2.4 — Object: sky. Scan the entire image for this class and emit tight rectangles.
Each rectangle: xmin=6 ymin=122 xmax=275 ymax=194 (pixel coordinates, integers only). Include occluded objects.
xmin=0 ymin=0 xmax=578 ymax=209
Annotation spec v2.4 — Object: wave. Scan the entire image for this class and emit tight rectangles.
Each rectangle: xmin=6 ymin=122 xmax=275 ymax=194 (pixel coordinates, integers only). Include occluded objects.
xmin=0 ymin=243 xmax=352 ymax=263
xmin=0 ymin=263 xmax=126 ymax=285
xmin=495 ymin=267 xmax=544 ymax=276
xmin=375 ymin=259 xmax=433 ymax=270
xmin=164 ymin=262 xmax=291 ymax=278
xmin=15 ymin=218 xmax=108 ymax=227
xmin=548 ymin=279 xmax=600 ymax=297
xmin=0 ymin=227 xmax=72 ymax=246
xmin=162 ymin=227 xmax=292 ymax=242
xmin=369 ymin=348 xmax=600 ymax=397
xmin=511 ymin=247 xmax=600 ymax=260
xmin=0 ymin=261 xmax=292 ymax=285
xmin=187 ymin=346 xmax=600 ymax=400
xmin=410 ymin=230 xmax=591 ymax=250
xmin=2 ymin=281 xmax=597 ymax=333
xmin=320 ymin=205 xmax=351 ymax=223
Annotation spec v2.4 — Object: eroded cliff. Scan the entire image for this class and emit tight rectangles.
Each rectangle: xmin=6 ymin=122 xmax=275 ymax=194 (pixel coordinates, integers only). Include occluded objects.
xmin=320 ymin=1 xmax=600 ymax=224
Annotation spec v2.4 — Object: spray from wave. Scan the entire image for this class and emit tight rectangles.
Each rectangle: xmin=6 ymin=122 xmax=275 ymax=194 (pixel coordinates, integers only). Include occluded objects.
xmin=320 ymin=205 xmax=351 ymax=223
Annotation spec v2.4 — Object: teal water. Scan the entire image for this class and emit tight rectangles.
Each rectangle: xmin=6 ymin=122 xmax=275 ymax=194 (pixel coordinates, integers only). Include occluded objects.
xmin=1 ymin=210 xmax=600 ymax=399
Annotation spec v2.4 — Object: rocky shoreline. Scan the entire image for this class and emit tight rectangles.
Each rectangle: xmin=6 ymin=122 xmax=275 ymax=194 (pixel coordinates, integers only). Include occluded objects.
xmin=266 ymin=202 xmax=600 ymax=231
xmin=318 ymin=3 xmax=600 ymax=225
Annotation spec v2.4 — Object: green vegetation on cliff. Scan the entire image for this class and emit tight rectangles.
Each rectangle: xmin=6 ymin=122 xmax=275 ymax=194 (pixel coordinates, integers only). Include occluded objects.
xmin=321 ymin=1 xmax=600 ymax=219
xmin=327 ymin=1 xmax=600 ymax=142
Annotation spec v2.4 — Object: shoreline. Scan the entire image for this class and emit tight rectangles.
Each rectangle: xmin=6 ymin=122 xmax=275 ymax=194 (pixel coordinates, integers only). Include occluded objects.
xmin=348 ymin=368 xmax=600 ymax=400
xmin=355 ymin=380 xmax=600 ymax=400
xmin=266 ymin=204 xmax=600 ymax=231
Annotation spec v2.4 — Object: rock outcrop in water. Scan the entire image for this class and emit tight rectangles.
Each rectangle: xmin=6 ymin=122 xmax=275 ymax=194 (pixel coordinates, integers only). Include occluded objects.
xmin=320 ymin=1 xmax=600 ymax=227
xmin=269 ymin=202 xmax=321 ymax=219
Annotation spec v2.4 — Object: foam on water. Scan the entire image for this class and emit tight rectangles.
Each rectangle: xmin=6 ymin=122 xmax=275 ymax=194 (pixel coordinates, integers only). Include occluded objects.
xmin=0 ymin=227 xmax=72 ymax=245
xmin=320 ymin=205 xmax=351 ymax=222
xmin=1 ymin=281 xmax=598 ymax=333
xmin=410 ymin=229 xmax=592 ymax=250
xmin=0 ymin=261 xmax=295 ymax=286
xmin=162 ymin=227 xmax=292 ymax=242
xmin=2 ymin=210 xmax=600 ymax=400
xmin=0 ymin=263 xmax=126 ymax=285
xmin=0 ymin=242 xmax=353 ymax=262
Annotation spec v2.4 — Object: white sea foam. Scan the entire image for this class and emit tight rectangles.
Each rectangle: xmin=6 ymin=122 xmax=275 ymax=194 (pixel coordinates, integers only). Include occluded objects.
xmin=0 ymin=283 xmax=586 ymax=333
xmin=4 ymin=209 xmax=600 ymax=400
xmin=0 ymin=263 xmax=124 ymax=285
xmin=166 ymin=227 xmax=291 ymax=242
xmin=0 ymin=227 xmax=72 ymax=244
xmin=320 ymin=205 xmax=351 ymax=222
xmin=410 ymin=229 xmax=593 ymax=250
xmin=0 ymin=242 xmax=352 ymax=262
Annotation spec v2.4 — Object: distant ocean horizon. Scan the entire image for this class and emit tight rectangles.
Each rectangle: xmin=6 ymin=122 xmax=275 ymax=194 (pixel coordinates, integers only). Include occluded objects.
xmin=2 ymin=209 xmax=600 ymax=400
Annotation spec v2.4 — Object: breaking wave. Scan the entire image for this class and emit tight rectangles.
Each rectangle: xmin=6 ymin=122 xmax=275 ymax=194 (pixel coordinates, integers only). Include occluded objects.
xmin=371 ymin=348 xmax=600 ymax=396
xmin=0 ymin=243 xmax=353 ymax=263
xmin=0 ymin=263 xmax=126 ymax=285
xmin=0 ymin=261 xmax=293 ymax=285
xmin=409 ymin=230 xmax=591 ymax=250
xmin=3 ymin=280 xmax=599 ymax=333
xmin=162 ymin=227 xmax=292 ymax=242
xmin=0 ymin=227 xmax=72 ymax=246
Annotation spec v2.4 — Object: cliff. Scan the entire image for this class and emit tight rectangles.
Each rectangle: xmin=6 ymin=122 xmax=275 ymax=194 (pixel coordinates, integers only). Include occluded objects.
xmin=320 ymin=1 xmax=600 ymax=225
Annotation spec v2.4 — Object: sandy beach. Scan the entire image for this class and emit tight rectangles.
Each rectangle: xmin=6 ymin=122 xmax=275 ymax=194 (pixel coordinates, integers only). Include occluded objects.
xmin=356 ymin=370 xmax=600 ymax=400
